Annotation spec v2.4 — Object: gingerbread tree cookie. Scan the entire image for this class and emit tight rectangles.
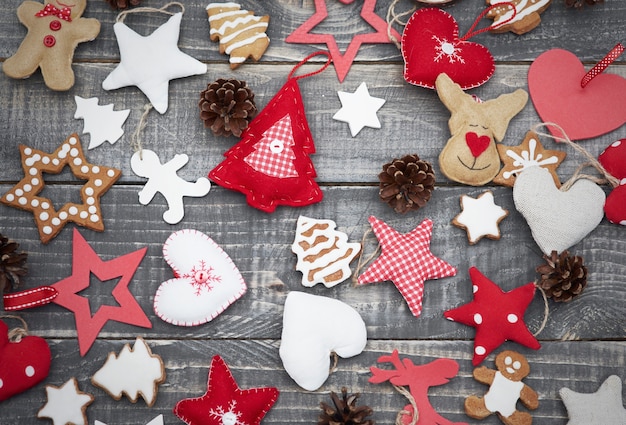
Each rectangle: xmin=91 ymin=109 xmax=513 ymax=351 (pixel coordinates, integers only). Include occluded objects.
xmin=206 ymin=2 xmax=270 ymax=69
xmin=487 ymin=0 xmax=552 ymax=35
xmin=3 ymin=0 xmax=100 ymax=91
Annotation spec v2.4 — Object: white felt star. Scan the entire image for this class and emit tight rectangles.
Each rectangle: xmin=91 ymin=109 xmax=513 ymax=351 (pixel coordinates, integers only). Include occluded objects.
xmin=37 ymin=378 xmax=94 ymax=425
xmin=96 ymin=415 xmax=164 ymax=425
xmin=102 ymin=12 xmax=207 ymax=114
xmin=560 ymin=375 xmax=626 ymax=425
xmin=333 ymin=82 xmax=386 ymax=137
xmin=74 ymin=96 xmax=130 ymax=149
xmin=452 ymin=190 xmax=508 ymax=244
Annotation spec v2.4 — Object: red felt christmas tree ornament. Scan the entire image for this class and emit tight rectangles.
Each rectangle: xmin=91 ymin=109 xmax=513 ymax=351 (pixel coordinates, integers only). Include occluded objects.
xmin=209 ymin=52 xmax=331 ymax=213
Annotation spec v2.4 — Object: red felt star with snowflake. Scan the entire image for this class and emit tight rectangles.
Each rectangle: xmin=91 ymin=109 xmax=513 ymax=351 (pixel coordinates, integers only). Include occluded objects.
xmin=51 ymin=229 xmax=151 ymax=356
xmin=174 ymin=355 xmax=279 ymax=425
xmin=285 ymin=0 xmax=401 ymax=82
xmin=357 ymin=216 xmax=457 ymax=318
xmin=444 ymin=267 xmax=541 ymax=365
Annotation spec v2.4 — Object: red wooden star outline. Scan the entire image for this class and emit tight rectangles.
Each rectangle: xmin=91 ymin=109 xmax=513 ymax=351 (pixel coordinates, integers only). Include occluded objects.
xmin=444 ymin=267 xmax=541 ymax=366
xmin=357 ymin=216 xmax=457 ymax=318
xmin=174 ymin=355 xmax=279 ymax=425
xmin=51 ymin=229 xmax=151 ymax=356
xmin=285 ymin=0 xmax=401 ymax=82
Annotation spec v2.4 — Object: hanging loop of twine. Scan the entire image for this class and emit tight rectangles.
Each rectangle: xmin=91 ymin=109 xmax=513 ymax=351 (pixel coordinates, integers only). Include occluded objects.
xmin=130 ymin=103 xmax=154 ymax=159
xmin=287 ymin=51 xmax=332 ymax=81
xmin=392 ymin=384 xmax=419 ymax=425
xmin=385 ymin=0 xmax=416 ymax=49
xmin=352 ymin=228 xmax=381 ymax=285
xmin=531 ymin=122 xmax=620 ymax=190
xmin=328 ymin=352 xmax=339 ymax=375
xmin=0 ymin=314 xmax=29 ymax=342
xmin=116 ymin=1 xmax=184 ymax=23
xmin=531 ymin=282 xmax=550 ymax=337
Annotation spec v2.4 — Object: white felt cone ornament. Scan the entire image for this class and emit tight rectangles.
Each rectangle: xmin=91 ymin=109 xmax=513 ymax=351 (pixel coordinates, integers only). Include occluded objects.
xmin=153 ymin=229 xmax=246 ymax=326
xmin=279 ymin=292 xmax=367 ymax=391
xmin=513 ymin=166 xmax=605 ymax=255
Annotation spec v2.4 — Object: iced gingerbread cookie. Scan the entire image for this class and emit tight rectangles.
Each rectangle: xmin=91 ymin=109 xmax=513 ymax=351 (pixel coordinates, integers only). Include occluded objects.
xmin=91 ymin=337 xmax=166 ymax=407
xmin=452 ymin=191 xmax=509 ymax=244
xmin=37 ymin=377 xmax=94 ymax=425
xmin=3 ymin=0 xmax=100 ymax=91
xmin=291 ymin=216 xmax=361 ymax=288
xmin=487 ymin=0 xmax=552 ymax=36
xmin=206 ymin=2 xmax=270 ymax=69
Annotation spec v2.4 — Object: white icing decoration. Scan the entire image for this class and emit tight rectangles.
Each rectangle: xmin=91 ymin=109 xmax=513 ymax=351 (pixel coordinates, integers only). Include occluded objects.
xmin=488 ymin=0 xmax=551 ymax=27
xmin=484 ymin=371 xmax=525 ymax=417
xmin=454 ymin=191 xmax=508 ymax=244
xmin=502 ymin=138 xmax=560 ymax=179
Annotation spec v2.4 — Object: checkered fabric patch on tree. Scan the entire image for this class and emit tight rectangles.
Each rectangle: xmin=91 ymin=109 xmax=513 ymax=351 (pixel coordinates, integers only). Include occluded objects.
xmin=243 ymin=114 xmax=298 ymax=178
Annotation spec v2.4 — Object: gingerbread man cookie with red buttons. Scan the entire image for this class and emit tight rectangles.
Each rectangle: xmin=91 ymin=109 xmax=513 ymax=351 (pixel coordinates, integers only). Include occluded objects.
xmin=3 ymin=0 xmax=100 ymax=91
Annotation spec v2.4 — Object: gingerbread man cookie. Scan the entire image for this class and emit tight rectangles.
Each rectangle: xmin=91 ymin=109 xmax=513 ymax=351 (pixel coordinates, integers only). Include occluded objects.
xmin=487 ymin=0 xmax=552 ymax=35
xmin=465 ymin=351 xmax=539 ymax=425
xmin=3 ymin=0 xmax=100 ymax=91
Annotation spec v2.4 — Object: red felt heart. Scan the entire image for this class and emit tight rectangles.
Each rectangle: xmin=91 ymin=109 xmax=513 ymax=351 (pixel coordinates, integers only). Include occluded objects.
xmin=0 ymin=320 xmax=51 ymax=401
xmin=528 ymin=49 xmax=626 ymax=141
xmin=401 ymin=8 xmax=495 ymax=90
xmin=465 ymin=132 xmax=491 ymax=158
xmin=599 ymin=139 xmax=626 ymax=225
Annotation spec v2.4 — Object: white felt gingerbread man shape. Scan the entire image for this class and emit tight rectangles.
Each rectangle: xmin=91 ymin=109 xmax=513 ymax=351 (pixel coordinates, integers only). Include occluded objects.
xmin=131 ymin=149 xmax=211 ymax=224
xmin=3 ymin=0 xmax=100 ymax=91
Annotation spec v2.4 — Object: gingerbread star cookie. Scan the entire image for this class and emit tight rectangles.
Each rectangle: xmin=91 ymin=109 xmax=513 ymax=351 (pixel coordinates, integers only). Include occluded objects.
xmin=494 ymin=130 xmax=566 ymax=187
xmin=0 ymin=134 xmax=121 ymax=244
xmin=3 ymin=0 xmax=100 ymax=91
xmin=452 ymin=190 xmax=509 ymax=244
xmin=37 ymin=377 xmax=94 ymax=425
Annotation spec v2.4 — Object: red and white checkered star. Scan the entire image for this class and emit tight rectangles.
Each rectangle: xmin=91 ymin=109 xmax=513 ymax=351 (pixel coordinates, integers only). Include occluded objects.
xmin=357 ymin=216 xmax=457 ymax=317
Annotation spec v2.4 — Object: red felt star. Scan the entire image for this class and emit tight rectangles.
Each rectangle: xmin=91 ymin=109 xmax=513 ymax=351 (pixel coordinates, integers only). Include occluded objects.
xmin=51 ymin=229 xmax=151 ymax=356
xmin=357 ymin=216 xmax=457 ymax=318
xmin=174 ymin=355 xmax=279 ymax=425
xmin=444 ymin=267 xmax=541 ymax=366
xmin=285 ymin=0 xmax=401 ymax=82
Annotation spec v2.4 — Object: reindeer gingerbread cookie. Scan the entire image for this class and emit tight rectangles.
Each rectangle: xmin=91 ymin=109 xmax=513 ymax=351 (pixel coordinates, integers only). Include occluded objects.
xmin=465 ymin=350 xmax=539 ymax=425
xmin=436 ymin=73 xmax=528 ymax=186
xmin=3 ymin=0 xmax=100 ymax=91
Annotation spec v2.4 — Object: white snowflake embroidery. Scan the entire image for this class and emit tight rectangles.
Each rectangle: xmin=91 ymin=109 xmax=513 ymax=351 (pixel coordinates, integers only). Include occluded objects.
xmin=182 ymin=260 xmax=222 ymax=295
xmin=209 ymin=400 xmax=245 ymax=425
xmin=502 ymin=138 xmax=560 ymax=179
xmin=432 ymin=35 xmax=465 ymax=64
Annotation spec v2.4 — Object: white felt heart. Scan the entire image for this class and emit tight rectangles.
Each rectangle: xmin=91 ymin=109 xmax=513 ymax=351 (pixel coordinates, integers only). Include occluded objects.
xmin=513 ymin=166 xmax=606 ymax=254
xmin=154 ymin=229 xmax=246 ymax=326
xmin=279 ymin=292 xmax=367 ymax=391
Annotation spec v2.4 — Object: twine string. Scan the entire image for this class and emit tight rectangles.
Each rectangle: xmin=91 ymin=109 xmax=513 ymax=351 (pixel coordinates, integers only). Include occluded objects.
xmin=328 ymin=352 xmax=339 ymax=375
xmin=532 ymin=282 xmax=550 ymax=337
xmin=287 ymin=51 xmax=332 ymax=81
xmin=392 ymin=384 xmax=419 ymax=425
xmin=130 ymin=103 xmax=153 ymax=159
xmin=386 ymin=0 xmax=416 ymax=49
xmin=0 ymin=314 xmax=29 ymax=342
xmin=116 ymin=1 xmax=184 ymax=23
xmin=352 ymin=228 xmax=381 ymax=284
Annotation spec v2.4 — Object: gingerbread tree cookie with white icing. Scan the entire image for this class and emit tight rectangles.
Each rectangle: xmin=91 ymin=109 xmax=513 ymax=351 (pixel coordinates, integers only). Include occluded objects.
xmin=487 ymin=0 xmax=552 ymax=35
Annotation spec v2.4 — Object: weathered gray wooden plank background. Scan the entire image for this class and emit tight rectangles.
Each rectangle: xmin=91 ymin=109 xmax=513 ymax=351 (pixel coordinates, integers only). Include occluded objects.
xmin=1 ymin=0 xmax=624 ymax=424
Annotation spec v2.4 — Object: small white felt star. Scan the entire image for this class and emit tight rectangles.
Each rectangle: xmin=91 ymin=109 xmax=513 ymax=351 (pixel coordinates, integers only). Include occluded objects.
xmin=102 ymin=12 xmax=207 ymax=114
xmin=452 ymin=190 xmax=508 ymax=244
xmin=333 ymin=82 xmax=386 ymax=137
xmin=560 ymin=375 xmax=626 ymax=425
xmin=37 ymin=378 xmax=94 ymax=425
xmin=74 ymin=96 xmax=130 ymax=149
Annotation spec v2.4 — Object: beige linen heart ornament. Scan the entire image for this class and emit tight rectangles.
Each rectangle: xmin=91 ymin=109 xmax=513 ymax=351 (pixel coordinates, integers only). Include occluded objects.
xmin=513 ymin=166 xmax=605 ymax=254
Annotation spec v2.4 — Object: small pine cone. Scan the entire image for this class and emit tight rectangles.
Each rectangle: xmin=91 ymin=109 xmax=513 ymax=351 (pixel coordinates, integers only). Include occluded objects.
xmin=536 ymin=250 xmax=588 ymax=302
xmin=564 ymin=0 xmax=603 ymax=8
xmin=318 ymin=387 xmax=374 ymax=425
xmin=104 ymin=0 xmax=142 ymax=9
xmin=379 ymin=154 xmax=435 ymax=214
xmin=0 ymin=234 xmax=28 ymax=293
xmin=199 ymin=79 xmax=257 ymax=137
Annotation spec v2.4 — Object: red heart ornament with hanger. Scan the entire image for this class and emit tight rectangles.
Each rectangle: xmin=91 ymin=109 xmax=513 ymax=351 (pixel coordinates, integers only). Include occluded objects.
xmin=599 ymin=139 xmax=626 ymax=225
xmin=528 ymin=44 xmax=626 ymax=141
xmin=402 ymin=5 xmax=516 ymax=90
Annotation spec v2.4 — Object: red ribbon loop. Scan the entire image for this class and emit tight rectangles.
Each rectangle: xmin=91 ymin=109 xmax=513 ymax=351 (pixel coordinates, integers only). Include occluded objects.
xmin=3 ymin=286 xmax=58 ymax=311
xmin=581 ymin=43 xmax=625 ymax=88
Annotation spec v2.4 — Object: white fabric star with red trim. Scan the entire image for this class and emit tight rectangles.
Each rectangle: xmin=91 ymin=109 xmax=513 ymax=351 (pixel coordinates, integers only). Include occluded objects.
xmin=357 ymin=216 xmax=457 ymax=317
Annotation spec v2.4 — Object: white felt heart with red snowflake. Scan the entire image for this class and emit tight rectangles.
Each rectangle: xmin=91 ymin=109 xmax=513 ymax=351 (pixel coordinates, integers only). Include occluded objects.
xmin=153 ymin=229 xmax=247 ymax=326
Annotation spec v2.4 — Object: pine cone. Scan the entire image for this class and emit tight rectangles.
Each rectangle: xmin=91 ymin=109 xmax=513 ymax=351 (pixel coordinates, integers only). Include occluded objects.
xmin=379 ymin=154 xmax=435 ymax=214
xmin=318 ymin=387 xmax=374 ymax=425
xmin=536 ymin=250 xmax=587 ymax=302
xmin=564 ymin=0 xmax=603 ymax=8
xmin=104 ymin=0 xmax=142 ymax=9
xmin=199 ymin=79 xmax=257 ymax=137
xmin=0 ymin=234 xmax=28 ymax=293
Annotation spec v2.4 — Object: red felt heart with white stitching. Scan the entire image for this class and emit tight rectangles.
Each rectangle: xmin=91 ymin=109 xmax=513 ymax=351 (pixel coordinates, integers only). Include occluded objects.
xmin=0 ymin=320 xmax=51 ymax=401
xmin=401 ymin=8 xmax=495 ymax=90
xmin=599 ymin=139 xmax=626 ymax=225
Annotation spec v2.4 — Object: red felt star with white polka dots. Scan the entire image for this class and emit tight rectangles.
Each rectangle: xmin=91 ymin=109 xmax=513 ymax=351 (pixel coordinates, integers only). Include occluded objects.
xmin=444 ymin=267 xmax=541 ymax=365
xmin=174 ymin=355 xmax=278 ymax=425
xmin=357 ymin=216 xmax=457 ymax=318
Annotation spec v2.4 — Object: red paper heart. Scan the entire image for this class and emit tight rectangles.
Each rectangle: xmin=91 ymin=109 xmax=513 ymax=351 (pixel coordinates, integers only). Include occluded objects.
xmin=401 ymin=8 xmax=495 ymax=90
xmin=465 ymin=132 xmax=491 ymax=158
xmin=0 ymin=320 xmax=51 ymax=401
xmin=528 ymin=49 xmax=626 ymax=141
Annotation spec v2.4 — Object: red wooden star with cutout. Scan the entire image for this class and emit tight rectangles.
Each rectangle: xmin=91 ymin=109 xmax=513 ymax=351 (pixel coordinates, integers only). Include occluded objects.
xmin=285 ymin=0 xmax=401 ymax=82
xmin=444 ymin=267 xmax=541 ymax=365
xmin=51 ymin=229 xmax=151 ymax=356
xmin=174 ymin=355 xmax=279 ymax=425
xmin=357 ymin=216 xmax=457 ymax=318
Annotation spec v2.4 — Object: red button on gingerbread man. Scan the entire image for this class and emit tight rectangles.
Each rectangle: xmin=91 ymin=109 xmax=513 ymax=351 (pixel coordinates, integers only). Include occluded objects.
xmin=3 ymin=0 xmax=100 ymax=91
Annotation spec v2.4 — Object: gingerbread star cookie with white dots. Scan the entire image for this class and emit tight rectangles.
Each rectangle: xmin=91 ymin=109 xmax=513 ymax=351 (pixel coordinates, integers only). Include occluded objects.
xmin=1 ymin=134 xmax=121 ymax=244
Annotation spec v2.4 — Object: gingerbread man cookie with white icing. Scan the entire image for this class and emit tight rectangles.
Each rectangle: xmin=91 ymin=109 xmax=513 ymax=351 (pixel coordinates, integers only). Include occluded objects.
xmin=487 ymin=0 xmax=552 ymax=35
xmin=3 ymin=0 xmax=100 ymax=91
